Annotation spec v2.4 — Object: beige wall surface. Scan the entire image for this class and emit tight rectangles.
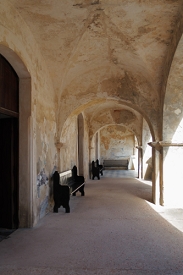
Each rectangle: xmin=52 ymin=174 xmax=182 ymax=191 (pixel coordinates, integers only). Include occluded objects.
xmin=0 ymin=2 xmax=56 ymax=226
xmin=100 ymin=125 xmax=134 ymax=161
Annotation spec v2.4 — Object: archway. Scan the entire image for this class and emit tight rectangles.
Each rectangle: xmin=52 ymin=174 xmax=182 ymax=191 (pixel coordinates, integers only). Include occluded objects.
xmin=0 ymin=54 xmax=19 ymax=228
xmin=0 ymin=45 xmax=32 ymax=227
xmin=162 ymin=34 xmax=183 ymax=207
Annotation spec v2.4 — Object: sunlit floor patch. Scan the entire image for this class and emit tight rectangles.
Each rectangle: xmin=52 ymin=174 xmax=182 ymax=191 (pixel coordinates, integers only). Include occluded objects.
xmin=146 ymin=201 xmax=183 ymax=233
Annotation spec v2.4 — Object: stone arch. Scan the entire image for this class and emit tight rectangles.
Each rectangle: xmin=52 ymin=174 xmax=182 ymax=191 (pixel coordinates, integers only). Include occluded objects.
xmin=163 ymin=34 xmax=183 ymax=143
xmin=57 ymin=98 xmax=155 ymax=142
xmin=92 ymin=123 xmax=137 ymax=154
xmin=161 ymin=33 xmax=183 ymax=207
xmin=0 ymin=45 xmax=32 ymax=227
xmin=89 ymin=109 xmax=142 ymax=145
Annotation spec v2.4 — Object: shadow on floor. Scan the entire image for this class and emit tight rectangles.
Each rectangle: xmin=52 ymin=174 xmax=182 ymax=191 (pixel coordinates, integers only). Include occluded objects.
xmin=0 ymin=228 xmax=16 ymax=242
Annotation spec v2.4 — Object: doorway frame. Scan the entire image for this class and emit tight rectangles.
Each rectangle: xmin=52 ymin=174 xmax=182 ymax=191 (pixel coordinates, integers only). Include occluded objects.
xmin=0 ymin=45 xmax=33 ymax=228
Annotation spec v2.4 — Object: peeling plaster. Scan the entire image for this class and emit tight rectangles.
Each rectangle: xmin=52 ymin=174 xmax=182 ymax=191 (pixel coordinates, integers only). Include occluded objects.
xmin=100 ymin=125 xmax=134 ymax=159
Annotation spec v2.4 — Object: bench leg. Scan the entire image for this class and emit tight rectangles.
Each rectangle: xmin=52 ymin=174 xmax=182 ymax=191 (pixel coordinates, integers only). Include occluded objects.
xmin=78 ymin=186 xmax=85 ymax=196
xmin=65 ymin=204 xmax=70 ymax=213
xmin=53 ymin=204 xmax=58 ymax=213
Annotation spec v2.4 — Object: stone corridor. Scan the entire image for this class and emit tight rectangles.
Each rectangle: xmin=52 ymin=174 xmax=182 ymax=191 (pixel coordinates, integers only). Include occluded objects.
xmin=0 ymin=171 xmax=183 ymax=275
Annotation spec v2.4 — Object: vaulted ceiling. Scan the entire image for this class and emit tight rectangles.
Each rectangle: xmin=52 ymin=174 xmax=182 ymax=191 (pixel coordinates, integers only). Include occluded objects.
xmin=7 ymin=0 xmax=183 ymax=139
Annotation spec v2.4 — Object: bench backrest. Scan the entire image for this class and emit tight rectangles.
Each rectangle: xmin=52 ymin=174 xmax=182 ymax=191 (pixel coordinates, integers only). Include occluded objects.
xmin=104 ymin=159 xmax=129 ymax=167
xmin=59 ymin=170 xmax=72 ymax=185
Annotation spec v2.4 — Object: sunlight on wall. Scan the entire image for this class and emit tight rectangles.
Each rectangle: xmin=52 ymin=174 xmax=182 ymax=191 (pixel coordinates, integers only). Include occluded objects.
xmin=136 ymin=178 xmax=151 ymax=186
xmin=143 ymin=137 xmax=152 ymax=180
xmin=163 ymin=146 xmax=183 ymax=207
xmin=162 ymin=117 xmax=183 ymax=207
xmin=171 ymin=116 xmax=183 ymax=143
xmin=127 ymin=135 xmax=138 ymax=170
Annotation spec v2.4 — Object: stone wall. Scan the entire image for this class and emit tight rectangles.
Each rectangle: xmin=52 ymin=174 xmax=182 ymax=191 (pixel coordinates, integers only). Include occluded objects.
xmin=100 ymin=125 xmax=135 ymax=162
xmin=0 ymin=2 xmax=57 ymax=227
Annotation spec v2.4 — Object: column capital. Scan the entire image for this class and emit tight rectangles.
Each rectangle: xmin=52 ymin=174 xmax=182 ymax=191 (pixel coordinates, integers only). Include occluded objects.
xmin=136 ymin=146 xmax=142 ymax=150
xmin=148 ymin=142 xmax=162 ymax=152
xmin=159 ymin=141 xmax=183 ymax=147
xmin=148 ymin=141 xmax=183 ymax=152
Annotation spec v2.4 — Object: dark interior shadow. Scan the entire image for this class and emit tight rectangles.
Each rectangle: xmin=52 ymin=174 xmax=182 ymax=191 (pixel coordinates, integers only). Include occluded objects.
xmin=0 ymin=228 xmax=16 ymax=242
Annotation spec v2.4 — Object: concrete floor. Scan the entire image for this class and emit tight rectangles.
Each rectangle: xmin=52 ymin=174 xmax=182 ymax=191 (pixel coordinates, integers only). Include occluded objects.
xmin=0 ymin=170 xmax=183 ymax=275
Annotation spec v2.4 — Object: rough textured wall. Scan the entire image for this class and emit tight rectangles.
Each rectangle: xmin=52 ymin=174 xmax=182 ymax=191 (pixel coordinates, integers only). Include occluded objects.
xmin=100 ymin=125 xmax=134 ymax=161
xmin=0 ymin=2 xmax=57 ymax=226
xmin=163 ymin=34 xmax=183 ymax=142
xmin=142 ymin=118 xmax=152 ymax=180
xmin=60 ymin=116 xmax=78 ymax=172
xmin=59 ymin=114 xmax=90 ymax=180
xmin=89 ymin=107 xmax=142 ymax=144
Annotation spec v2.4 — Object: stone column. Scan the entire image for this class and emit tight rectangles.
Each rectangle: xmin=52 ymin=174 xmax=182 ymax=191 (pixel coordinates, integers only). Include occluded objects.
xmin=95 ymin=132 xmax=98 ymax=160
xmin=148 ymin=142 xmax=162 ymax=205
xmin=136 ymin=146 xmax=142 ymax=179
xmin=78 ymin=114 xmax=84 ymax=176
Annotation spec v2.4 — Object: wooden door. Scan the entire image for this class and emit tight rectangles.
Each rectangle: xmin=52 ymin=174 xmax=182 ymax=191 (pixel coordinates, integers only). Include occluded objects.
xmin=0 ymin=54 xmax=19 ymax=229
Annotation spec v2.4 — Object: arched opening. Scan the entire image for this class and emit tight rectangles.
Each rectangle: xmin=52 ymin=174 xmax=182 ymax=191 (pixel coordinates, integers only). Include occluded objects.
xmin=161 ymin=34 xmax=183 ymax=207
xmin=0 ymin=45 xmax=32 ymax=228
xmin=0 ymin=54 xmax=19 ymax=229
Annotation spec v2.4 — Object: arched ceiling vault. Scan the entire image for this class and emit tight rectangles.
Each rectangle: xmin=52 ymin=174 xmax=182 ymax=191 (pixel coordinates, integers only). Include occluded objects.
xmin=60 ymin=99 xmax=154 ymax=143
xmin=84 ymin=102 xmax=142 ymax=141
xmin=7 ymin=0 xmax=183 ymax=141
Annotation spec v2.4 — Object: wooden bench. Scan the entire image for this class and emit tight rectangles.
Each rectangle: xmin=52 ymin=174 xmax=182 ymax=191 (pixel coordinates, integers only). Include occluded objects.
xmin=53 ymin=166 xmax=85 ymax=213
xmin=96 ymin=159 xmax=104 ymax=176
xmin=103 ymin=159 xmax=129 ymax=170
xmin=91 ymin=159 xmax=104 ymax=180
xmin=91 ymin=160 xmax=100 ymax=180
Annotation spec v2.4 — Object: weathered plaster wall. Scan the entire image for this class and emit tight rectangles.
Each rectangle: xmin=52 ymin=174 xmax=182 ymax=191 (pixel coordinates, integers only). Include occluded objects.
xmin=100 ymin=125 xmax=134 ymax=161
xmin=88 ymin=107 xmax=142 ymax=144
xmin=163 ymin=34 xmax=183 ymax=142
xmin=60 ymin=116 xmax=78 ymax=172
xmin=9 ymin=0 xmax=183 ymax=143
xmin=0 ymin=2 xmax=57 ymax=226
xmin=142 ymin=118 xmax=152 ymax=180
xmin=59 ymin=114 xmax=90 ymax=180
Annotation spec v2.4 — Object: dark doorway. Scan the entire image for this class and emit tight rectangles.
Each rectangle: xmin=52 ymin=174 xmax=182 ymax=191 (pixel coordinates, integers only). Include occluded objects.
xmin=0 ymin=117 xmax=19 ymax=228
xmin=0 ymin=54 xmax=19 ymax=229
